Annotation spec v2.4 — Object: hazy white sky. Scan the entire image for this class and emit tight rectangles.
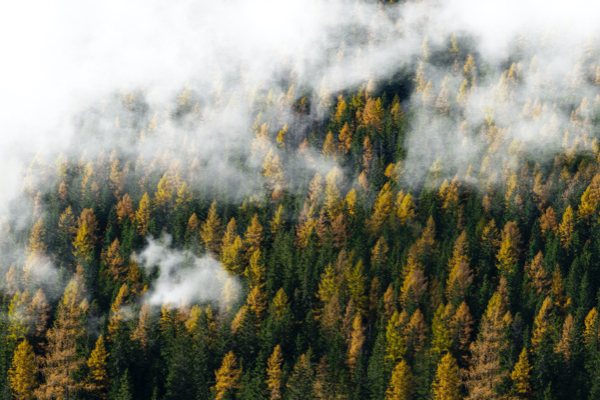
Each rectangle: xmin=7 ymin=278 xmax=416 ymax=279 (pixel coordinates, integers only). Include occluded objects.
xmin=0 ymin=0 xmax=598 ymax=204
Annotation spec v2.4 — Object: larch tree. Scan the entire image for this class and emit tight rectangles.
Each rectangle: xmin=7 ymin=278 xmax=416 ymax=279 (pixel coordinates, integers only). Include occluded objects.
xmin=431 ymin=353 xmax=461 ymax=400
xmin=200 ymin=201 xmax=222 ymax=255
xmin=465 ymin=292 xmax=511 ymax=399
xmin=8 ymin=339 xmax=37 ymax=400
xmin=213 ymin=351 xmax=242 ymax=400
xmin=135 ymin=193 xmax=151 ymax=235
xmin=244 ymin=214 xmax=264 ymax=259
xmin=510 ymin=348 xmax=532 ymax=399
xmin=559 ymin=205 xmax=575 ymax=248
xmin=88 ymin=335 xmax=110 ymax=399
xmin=347 ymin=315 xmax=365 ymax=373
xmin=385 ymin=360 xmax=413 ymax=400
xmin=116 ymin=194 xmax=135 ymax=223
xmin=266 ymin=345 xmax=284 ymax=400
xmin=36 ymin=269 xmax=89 ymax=400
xmin=366 ymin=182 xmax=394 ymax=236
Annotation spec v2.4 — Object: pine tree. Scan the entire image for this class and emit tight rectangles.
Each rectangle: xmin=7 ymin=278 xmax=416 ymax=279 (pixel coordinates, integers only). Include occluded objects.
xmin=432 ymin=353 xmax=461 ymax=400
xmin=8 ymin=340 xmax=37 ymax=400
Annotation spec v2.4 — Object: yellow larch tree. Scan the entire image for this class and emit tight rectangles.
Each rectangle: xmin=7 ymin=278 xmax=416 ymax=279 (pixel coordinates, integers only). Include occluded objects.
xmin=154 ymin=173 xmax=173 ymax=210
xmin=246 ymin=249 xmax=265 ymax=289
xmin=386 ymin=360 xmax=413 ymax=400
xmin=559 ymin=205 xmax=575 ymax=248
xmin=87 ymin=335 xmax=110 ymax=399
xmin=385 ymin=310 xmax=406 ymax=364
xmin=323 ymin=132 xmax=338 ymax=158
xmin=244 ymin=214 xmax=263 ymax=259
xmin=555 ymin=314 xmax=575 ymax=363
xmin=338 ymin=123 xmax=353 ymax=154
xmin=363 ymin=136 xmax=374 ymax=172
xmin=28 ymin=288 xmax=51 ymax=338
xmin=578 ymin=186 xmax=597 ymax=221
xmin=396 ymin=191 xmax=416 ymax=225
xmin=109 ymin=155 xmax=125 ymax=198
xmin=539 ymin=206 xmax=558 ymax=235
xmin=511 ymin=347 xmax=532 ymax=399
xmin=496 ymin=235 xmax=517 ymax=276
xmin=132 ymin=303 xmax=150 ymax=351
xmin=213 ymin=351 xmax=242 ymax=400
xmin=102 ymin=238 xmax=127 ymax=282
xmin=36 ymin=269 xmax=89 ymax=400
xmin=366 ymin=182 xmax=394 ymax=236
xmin=347 ymin=315 xmax=365 ymax=372
xmin=531 ymin=296 xmax=553 ymax=352
xmin=431 ymin=304 xmax=453 ymax=356
xmin=9 ymin=339 xmax=37 ymax=400
xmin=465 ymin=292 xmax=511 ymax=399
xmin=73 ymin=222 xmax=93 ymax=262
xmin=525 ymin=251 xmax=549 ymax=295
xmin=116 ymin=194 xmax=135 ymax=223
xmin=108 ymin=284 xmax=129 ymax=339
xmin=270 ymin=205 xmax=284 ymax=235
xmin=201 ymin=201 xmax=222 ymax=254
xmin=247 ymin=285 xmax=267 ymax=327
xmin=403 ymin=310 xmax=427 ymax=357
xmin=263 ymin=148 xmax=285 ymax=196
xmin=266 ymin=345 xmax=284 ymax=400
xmin=135 ymin=193 xmax=151 ymax=235
xmin=431 ymin=353 xmax=461 ymax=400
xmin=272 ymin=288 xmax=289 ymax=319
xmin=324 ymin=167 xmax=344 ymax=221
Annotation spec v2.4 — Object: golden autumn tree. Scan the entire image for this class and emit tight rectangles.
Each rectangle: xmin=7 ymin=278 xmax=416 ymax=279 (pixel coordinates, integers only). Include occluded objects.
xmin=559 ymin=205 xmax=575 ymax=248
xmin=213 ymin=351 xmax=242 ymax=400
xmin=266 ymin=345 xmax=284 ymax=400
xmin=511 ymin=348 xmax=532 ymax=399
xmin=154 ymin=173 xmax=174 ymax=210
xmin=431 ymin=353 xmax=461 ymax=400
xmin=386 ymin=310 xmax=407 ymax=364
xmin=465 ymin=292 xmax=511 ymax=399
xmin=539 ymin=206 xmax=558 ymax=235
xmin=87 ymin=335 xmax=110 ymax=399
xmin=135 ymin=193 xmax=151 ymax=235
xmin=366 ymin=182 xmax=394 ymax=236
xmin=9 ymin=339 xmax=38 ymax=400
xmin=36 ymin=269 xmax=89 ymax=400
xmin=386 ymin=360 xmax=413 ymax=400
xmin=116 ymin=194 xmax=135 ymax=223
xmin=347 ymin=315 xmax=365 ymax=373
xmin=555 ymin=314 xmax=575 ymax=363
xmin=201 ymin=201 xmax=222 ymax=254
xmin=531 ymin=296 xmax=553 ymax=352
xmin=244 ymin=214 xmax=264 ymax=259
xmin=396 ymin=191 xmax=416 ymax=225
xmin=108 ymin=284 xmax=130 ymax=339
xmin=338 ymin=123 xmax=353 ymax=154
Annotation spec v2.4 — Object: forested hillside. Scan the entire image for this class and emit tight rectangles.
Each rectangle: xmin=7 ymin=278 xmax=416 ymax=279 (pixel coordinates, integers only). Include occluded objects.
xmin=3 ymin=1 xmax=600 ymax=399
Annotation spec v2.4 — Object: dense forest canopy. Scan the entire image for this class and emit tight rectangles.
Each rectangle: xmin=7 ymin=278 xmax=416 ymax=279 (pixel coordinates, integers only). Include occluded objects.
xmin=2 ymin=0 xmax=600 ymax=399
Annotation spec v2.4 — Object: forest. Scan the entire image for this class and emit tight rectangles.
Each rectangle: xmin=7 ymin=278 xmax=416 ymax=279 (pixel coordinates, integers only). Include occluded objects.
xmin=3 ymin=1 xmax=600 ymax=399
